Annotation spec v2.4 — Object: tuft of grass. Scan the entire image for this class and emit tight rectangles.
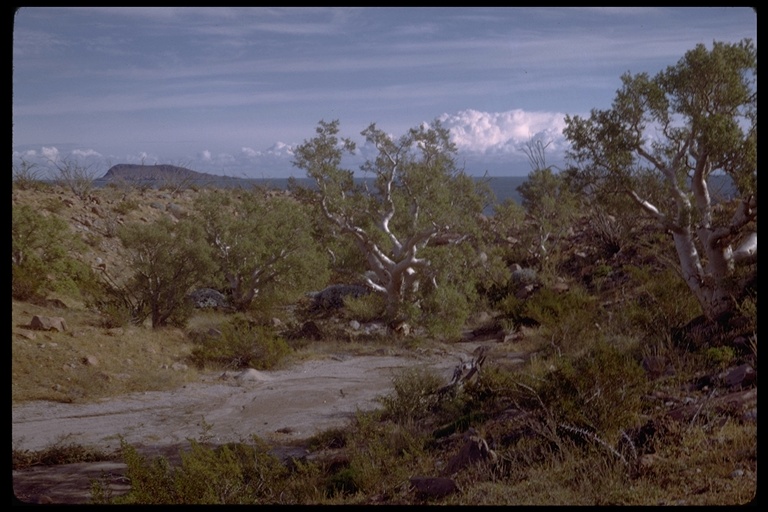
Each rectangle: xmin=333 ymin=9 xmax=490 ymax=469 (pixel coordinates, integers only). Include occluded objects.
xmin=12 ymin=439 xmax=119 ymax=470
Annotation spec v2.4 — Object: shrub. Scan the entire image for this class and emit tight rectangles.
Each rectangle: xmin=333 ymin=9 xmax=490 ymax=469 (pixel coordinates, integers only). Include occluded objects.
xmin=376 ymin=366 xmax=445 ymax=424
xmin=524 ymin=286 xmax=603 ymax=356
xmin=190 ymin=315 xmax=291 ymax=370
xmin=538 ymin=341 xmax=647 ymax=442
xmin=12 ymin=204 xmax=97 ymax=301
xmin=113 ymin=438 xmax=288 ymax=504
xmin=620 ymin=265 xmax=701 ymax=341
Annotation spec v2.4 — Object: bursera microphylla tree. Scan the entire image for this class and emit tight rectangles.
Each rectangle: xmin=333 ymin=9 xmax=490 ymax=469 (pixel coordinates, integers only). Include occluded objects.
xmin=292 ymin=119 xmax=491 ymax=328
xmin=563 ymin=40 xmax=756 ymax=323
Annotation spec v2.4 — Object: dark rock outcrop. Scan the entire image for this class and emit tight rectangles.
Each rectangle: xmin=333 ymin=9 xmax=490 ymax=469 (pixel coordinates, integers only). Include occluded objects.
xmin=308 ymin=284 xmax=370 ymax=311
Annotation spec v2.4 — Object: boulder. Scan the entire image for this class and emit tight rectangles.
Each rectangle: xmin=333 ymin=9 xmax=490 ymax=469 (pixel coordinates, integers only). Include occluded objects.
xmin=409 ymin=476 xmax=459 ymax=498
xmin=309 ymin=284 xmax=369 ymax=311
xmin=188 ymin=288 xmax=230 ymax=310
xmin=443 ymin=429 xmax=498 ymax=476
xmin=30 ymin=315 xmax=67 ymax=332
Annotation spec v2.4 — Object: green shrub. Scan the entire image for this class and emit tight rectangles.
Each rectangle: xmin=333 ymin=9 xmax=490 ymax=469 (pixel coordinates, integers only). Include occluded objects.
xmin=113 ymin=198 xmax=141 ymax=215
xmin=538 ymin=341 xmax=647 ymax=442
xmin=619 ymin=265 xmax=701 ymax=341
xmin=524 ymin=286 xmax=603 ymax=356
xmin=343 ymin=292 xmax=386 ymax=322
xmin=420 ymin=284 xmax=473 ymax=340
xmin=703 ymin=346 xmax=736 ymax=370
xmin=376 ymin=366 xmax=445 ymax=424
xmin=12 ymin=204 xmax=96 ymax=301
xmin=113 ymin=438 xmax=288 ymax=504
xmin=190 ymin=315 xmax=291 ymax=370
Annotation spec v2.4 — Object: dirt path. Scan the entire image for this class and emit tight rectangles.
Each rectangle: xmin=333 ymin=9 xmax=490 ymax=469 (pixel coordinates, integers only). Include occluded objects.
xmin=12 ymin=347 xmax=477 ymax=504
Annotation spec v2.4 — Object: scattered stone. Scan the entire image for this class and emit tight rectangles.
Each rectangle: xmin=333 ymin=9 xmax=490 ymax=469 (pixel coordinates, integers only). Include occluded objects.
xmin=719 ymin=363 xmax=756 ymax=390
xmin=30 ymin=315 xmax=68 ymax=332
xmin=291 ymin=321 xmax=324 ymax=341
xmin=188 ymin=288 xmax=230 ymax=310
xmin=443 ymin=429 xmax=498 ymax=475
xmin=235 ymin=368 xmax=270 ymax=383
xmin=308 ymin=284 xmax=369 ymax=311
xmin=409 ymin=476 xmax=459 ymax=498
xmin=81 ymin=355 xmax=99 ymax=366
xmin=16 ymin=330 xmax=36 ymax=341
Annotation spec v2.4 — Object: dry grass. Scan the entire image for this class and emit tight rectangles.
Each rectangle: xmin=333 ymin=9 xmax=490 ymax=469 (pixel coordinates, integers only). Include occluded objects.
xmin=12 ymin=299 xmax=201 ymax=404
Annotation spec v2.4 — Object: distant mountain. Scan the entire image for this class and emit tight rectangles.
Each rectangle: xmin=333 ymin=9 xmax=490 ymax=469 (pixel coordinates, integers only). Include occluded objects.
xmin=99 ymin=164 xmax=242 ymax=183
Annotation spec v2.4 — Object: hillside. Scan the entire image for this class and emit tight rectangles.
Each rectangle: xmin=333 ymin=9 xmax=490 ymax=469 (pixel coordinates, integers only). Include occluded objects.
xmin=95 ymin=163 xmax=249 ymax=187
xmin=12 ymin=179 xmax=757 ymax=505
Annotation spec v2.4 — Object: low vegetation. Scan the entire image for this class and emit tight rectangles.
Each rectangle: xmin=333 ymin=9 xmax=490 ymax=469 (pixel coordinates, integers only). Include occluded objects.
xmin=12 ymin=40 xmax=756 ymax=505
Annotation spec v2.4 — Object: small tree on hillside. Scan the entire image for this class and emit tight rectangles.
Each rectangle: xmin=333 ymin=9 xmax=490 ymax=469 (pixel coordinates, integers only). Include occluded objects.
xmin=517 ymin=139 xmax=581 ymax=274
xmin=292 ymin=119 xmax=491 ymax=329
xmin=193 ymin=188 xmax=330 ymax=314
xmin=117 ymin=217 xmax=215 ymax=328
xmin=563 ymin=40 xmax=756 ymax=323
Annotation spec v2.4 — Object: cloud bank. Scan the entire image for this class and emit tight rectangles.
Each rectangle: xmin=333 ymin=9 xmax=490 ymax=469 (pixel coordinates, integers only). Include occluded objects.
xmin=13 ymin=108 xmax=568 ymax=178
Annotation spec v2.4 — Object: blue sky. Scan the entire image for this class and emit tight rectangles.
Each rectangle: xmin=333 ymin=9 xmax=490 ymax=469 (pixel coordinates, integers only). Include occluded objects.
xmin=12 ymin=7 xmax=757 ymax=178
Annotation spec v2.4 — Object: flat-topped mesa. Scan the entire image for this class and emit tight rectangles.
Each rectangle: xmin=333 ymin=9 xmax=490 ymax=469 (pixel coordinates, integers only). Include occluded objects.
xmin=101 ymin=164 xmax=207 ymax=182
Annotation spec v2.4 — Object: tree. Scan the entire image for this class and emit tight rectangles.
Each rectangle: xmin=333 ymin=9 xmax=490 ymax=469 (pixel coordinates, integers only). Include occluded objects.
xmin=517 ymin=139 xmax=581 ymax=273
xmin=117 ymin=217 xmax=215 ymax=328
xmin=563 ymin=40 xmax=756 ymax=322
xmin=12 ymin=204 xmax=95 ymax=300
xmin=292 ymin=119 xmax=490 ymax=327
xmin=192 ymin=188 xmax=330 ymax=313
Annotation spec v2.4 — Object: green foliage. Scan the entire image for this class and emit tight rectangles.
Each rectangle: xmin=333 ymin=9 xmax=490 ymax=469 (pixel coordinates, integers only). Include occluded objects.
xmin=113 ymin=198 xmax=141 ymax=215
xmin=190 ymin=315 xmax=291 ymax=370
xmin=193 ymin=188 xmax=330 ymax=313
xmin=376 ymin=367 xmax=445 ymax=424
xmin=343 ymin=292 xmax=387 ymax=322
xmin=11 ymin=204 xmax=97 ymax=301
xmin=702 ymin=346 xmax=736 ymax=370
xmin=619 ymin=265 xmax=701 ymax=341
xmin=563 ymin=39 xmax=756 ymax=321
xmin=517 ymin=163 xmax=581 ymax=274
xmin=117 ymin=217 xmax=215 ymax=328
xmin=519 ymin=286 xmax=603 ymax=355
xmin=292 ymin=119 xmax=488 ymax=325
xmin=419 ymin=284 xmax=472 ymax=340
xmin=538 ymin=341 xmax=647 ymax=441
xmin=116 ymin=438 xmax=288 ymax=504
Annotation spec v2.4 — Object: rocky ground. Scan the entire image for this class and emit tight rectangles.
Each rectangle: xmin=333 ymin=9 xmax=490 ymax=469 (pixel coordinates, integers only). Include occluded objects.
xmin=12 ymin=343 xmax=489 ymax=504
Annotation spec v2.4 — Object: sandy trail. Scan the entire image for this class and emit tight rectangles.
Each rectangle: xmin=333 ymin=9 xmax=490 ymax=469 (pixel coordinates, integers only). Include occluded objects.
xmin=12 ymin=347 xmax=475 ymax=504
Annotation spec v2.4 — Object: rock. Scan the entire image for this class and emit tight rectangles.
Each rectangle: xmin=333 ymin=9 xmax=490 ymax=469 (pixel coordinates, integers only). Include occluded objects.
xmin=309 ymin=284 xmax=369 ymax=311
xmin=234 ymin=368 xmax=270 ymax=383
xmin=16 ymin=330 xmax=37 ymax=340
xmin=291 ymin=321 xmax=324 ymax=341
xmin=81 ymin=355 xmax=99 ymax=366
xmin=188 ymin=288 xmax=230 ymax=310
xmin=719 ymin=363 xmax=756 ymax=390
xmin=409 ymin=476 xmax=459 ymax=498
xmin=443 ymin=429 xmax=497 ymax=475
xmin=30 ymin=315 xmax=68 ymax=332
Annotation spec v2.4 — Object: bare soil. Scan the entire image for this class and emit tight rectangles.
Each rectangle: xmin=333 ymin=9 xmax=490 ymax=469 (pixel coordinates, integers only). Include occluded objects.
xmin=12 ymin=345 xmax=482 ymax=504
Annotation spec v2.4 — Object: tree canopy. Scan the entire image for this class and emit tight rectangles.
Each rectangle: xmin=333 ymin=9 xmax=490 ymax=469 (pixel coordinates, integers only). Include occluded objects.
xmin=563 ymin=39 xmax=756 ymax=322
xmin=292 ymin=119 xmax=492 ymax=332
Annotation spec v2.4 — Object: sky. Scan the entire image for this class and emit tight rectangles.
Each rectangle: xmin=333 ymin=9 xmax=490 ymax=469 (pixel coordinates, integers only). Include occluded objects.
xmin=12 ymin=7 xmax=757 ymax=179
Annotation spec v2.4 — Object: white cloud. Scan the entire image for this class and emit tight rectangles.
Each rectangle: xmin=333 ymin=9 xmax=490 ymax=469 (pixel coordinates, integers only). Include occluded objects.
xmin=71 ymin=148 xmax=102 ymax=158
xmin=200 ymin=150 xmax=212 ymax=161
xmin=439 ymin=109 xmax=567 ymax=156
xmin=241 ymin=147 xmax=258 ymax=158
xmin=41 ymin=146 xmax=60 ymax=162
